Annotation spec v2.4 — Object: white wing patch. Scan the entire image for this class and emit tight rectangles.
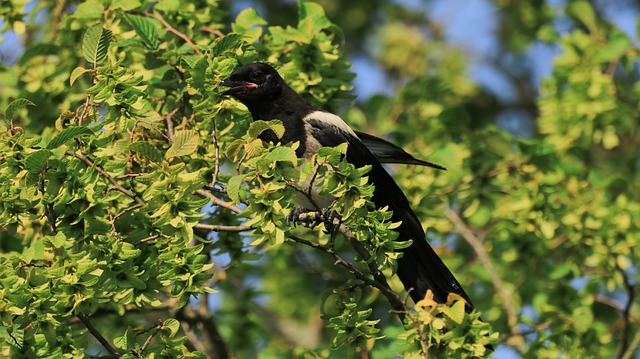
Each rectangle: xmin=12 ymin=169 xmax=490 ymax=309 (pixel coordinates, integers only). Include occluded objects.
xmin=302 ymin=110 xmax=358 ymax=137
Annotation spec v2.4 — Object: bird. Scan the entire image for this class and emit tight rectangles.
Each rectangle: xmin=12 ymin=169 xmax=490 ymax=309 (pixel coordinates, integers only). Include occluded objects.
xmin=219 ymin=62 xmax=475 ymax=312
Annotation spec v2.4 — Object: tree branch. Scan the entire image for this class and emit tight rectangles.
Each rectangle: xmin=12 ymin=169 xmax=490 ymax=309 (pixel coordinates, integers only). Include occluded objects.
xmin=445 ymin=207 xmax=518 ymax=329
xmin=144 ymin=12 xmax=202 ymax=55
xmin=195 ymin=189 xmax=244 ymax=214
xmin=67 ymin=151 xmax=145 ymax=206
xmin=288 ymin=233 xmax=407 ymax=321
xmin=617 ymin=260 xmax=637 ymax=359
xmin=210 ymin=116 xmax=221 ymax=189
xmin=77 ymin=314 xmax=120 ymax=358
xmin=194 ymin=223 xmax=251 ymax=232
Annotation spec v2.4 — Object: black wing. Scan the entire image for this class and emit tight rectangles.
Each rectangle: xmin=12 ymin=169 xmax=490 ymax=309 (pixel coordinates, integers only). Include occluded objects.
xmin=306 ymin=117 xmax=474 ymax=310
xmin=355 ymin=131 xmax=446 ymax=170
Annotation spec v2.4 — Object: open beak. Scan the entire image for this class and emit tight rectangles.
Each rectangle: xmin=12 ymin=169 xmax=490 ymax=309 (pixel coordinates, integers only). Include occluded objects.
xmin=219 ymin=79 xmax=258 ymax=96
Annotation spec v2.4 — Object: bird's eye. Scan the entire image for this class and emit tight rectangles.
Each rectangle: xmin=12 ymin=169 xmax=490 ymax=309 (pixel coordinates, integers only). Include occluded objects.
xmin=250 ymin=71 xmax=265 ymax=82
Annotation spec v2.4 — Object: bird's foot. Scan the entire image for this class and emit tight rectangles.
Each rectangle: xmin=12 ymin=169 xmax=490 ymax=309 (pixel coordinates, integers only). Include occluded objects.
xmin=286 ymin=207 xmax=342 ymax=234
xmin=286 ymin=206 xmax=322 ymax=228
xmin=320 ymin=208 xmax=341 ymax=235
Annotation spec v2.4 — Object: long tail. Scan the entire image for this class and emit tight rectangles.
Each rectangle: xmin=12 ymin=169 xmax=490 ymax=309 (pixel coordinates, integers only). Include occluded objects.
xmin=367 ymin=160 xmax=475 ymax=311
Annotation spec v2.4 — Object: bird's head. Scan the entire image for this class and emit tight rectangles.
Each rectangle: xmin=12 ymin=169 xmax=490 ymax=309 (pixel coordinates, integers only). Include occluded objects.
xmin=219 ymin=62 xmax=283 ymax=103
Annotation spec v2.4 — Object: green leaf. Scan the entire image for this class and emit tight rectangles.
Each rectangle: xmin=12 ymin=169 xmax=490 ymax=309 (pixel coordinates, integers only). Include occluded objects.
xmin=74 ymin=0 xmax=105 ymax=19
xmin=83 ymin=24 xmax=113 ymax=65
xmin=440 ymin=300 xmax=465 ymax=325
xmin=113 ymin=329 xmax=129 ymax=349
xmin=165 ymin=130 xmax=200 ymax=159
xmin=25 ymin=149 xmax=52 ymax=176
xmin=566 ymin=1 xmax=597 ymax=32
xmin=247 ymin=120 xmax=285 ymax=139
xmin=4 ymin=98 xmax=35 ymax=121
xmin=265 ymin=146 xmax=298 ymax=164
xmin=110 ymin=0 xmax=142 ymax=11
xmin=232 ymin=8 xmax=267 ymax=41
xmin=18 ymin=43 xmax=60 ymax=65
xmin=47 ymin=126 xmax=95 ymax=149
xmin=70 ymin=66 xmax=91 ymax=86
xmin=125 ymin=272 xmax=147 ymax=290
xmin=123 ymin=13 xmax=160 ymax=50
xmin=211 ymin=34 xmax=244 ymax=56
xmin=227 ymin=175 xmax=245 ymax=203
xmin=129 ymin=141 xmax=163 ymax=162
xmin=163 ymin=318 xmax=180 ymax=337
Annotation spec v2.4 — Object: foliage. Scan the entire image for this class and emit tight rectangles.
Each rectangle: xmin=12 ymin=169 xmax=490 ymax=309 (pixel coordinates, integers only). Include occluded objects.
xmin=0 ymin=0 xmax=638 ymax=358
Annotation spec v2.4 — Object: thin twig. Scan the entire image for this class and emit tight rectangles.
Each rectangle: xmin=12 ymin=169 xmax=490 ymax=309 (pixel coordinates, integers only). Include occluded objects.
xmin=77 ymin=314 xmax=120 ymax=358
xmin=622 ymin=329 xmax=640 ymax=359
xmin=194 ymin=189 xmax=244 ymax=214
xmin=198 ymin=293 xmax=230 ymax=359
xmin=288 ymin=233 xmax=407 ymax=321
xmin=445 ymin=207 xmax=518 ymax=329
xmin=165 ymin=107 xmax=179 ymax=143
xmin=210 ymin=116 xmax=221 ymax=188
xmin=144 ymin=12 xmax=202 ymax=55
xmin=349 ymin=237 xmax=407 ymax=316
xmin=617 ymin=261 xmax=637 ymax=359
xmin=135 ymin=235 xmax=160 ymax=246
xmin=194 ymin=223 xmax=251 ymax=232
xmin=199 ymin=26 xmax=225 ymax=37
xmin=50 ymin=1 xmax=67 ymax=42
xmin=137 ymin=321 xmax=162 ymax=354
xmin=67 ymin=151 xmax=145 ymax=206
xmin=77 ymin=96 xmax=92 ymax=126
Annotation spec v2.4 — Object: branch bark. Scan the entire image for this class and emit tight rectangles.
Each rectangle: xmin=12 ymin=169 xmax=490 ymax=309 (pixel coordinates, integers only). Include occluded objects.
xmin=77 ymin=314 xmax=121 ymax=358
xmin=445 ymin=207 xmax=518 ymax=329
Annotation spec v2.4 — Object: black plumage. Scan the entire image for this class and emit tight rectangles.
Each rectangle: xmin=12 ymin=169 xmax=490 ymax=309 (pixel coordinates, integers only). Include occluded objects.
xmin=220 ymin=62 xmax=475 ymax=312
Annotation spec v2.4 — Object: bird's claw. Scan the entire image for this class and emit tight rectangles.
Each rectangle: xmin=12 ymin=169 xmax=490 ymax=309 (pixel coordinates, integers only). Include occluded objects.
xmin=286 ymin=207 xmax=341 ymax=234
xmin=321 ymin=208 xmax=341 ymax=235
xmin=286 ymin=206 xmax=321 ymax=228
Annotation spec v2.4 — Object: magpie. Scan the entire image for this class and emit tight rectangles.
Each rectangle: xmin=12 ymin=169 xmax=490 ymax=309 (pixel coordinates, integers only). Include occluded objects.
xmin=220 ymin=62 xmax=475 ymax=312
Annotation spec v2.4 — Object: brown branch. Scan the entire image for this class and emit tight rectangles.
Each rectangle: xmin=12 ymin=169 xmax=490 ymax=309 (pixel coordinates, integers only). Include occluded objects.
xmin=445 ymin=207 xmax=518 ymax=330
xmin=164 ymin=107 xmax=179 ymax=143
xmin=179 ymin=319 xmax=210 ymax=355
xmin=67 ymin=151 xmax=145 ymax=206
xmin=288 ymin=233 xmax=407 ymax=321
xmin=77 ymin=96 xmax=92 ymax=126
xmin=174 ymin=299 xmax=229 ymax=359
xmin=194 ymin=189 xmax=244 ymax=214
xmin=617 ymin=261 xmax=637 ymax=359
xmin=622 ymin=329 xmax=640 ymax=359
xmin=194 ymin=223 xmax=251 ymax=232
xmin=135 ymin=235 xmax=160 ymax=246
xmin=199 ymin=26 xmax=225 ymax=37
xmin=50 ymin=0 xmax=67 ymax=42
xmin=137 ymin=321 xmax=162 ymax=355
xmin=77 ymin=314 xmax=120 ymax=358
xmin=144 ymin=12 xmax=202 ymax=55
xmin=210 ymin=116 xmax=221 ymax=189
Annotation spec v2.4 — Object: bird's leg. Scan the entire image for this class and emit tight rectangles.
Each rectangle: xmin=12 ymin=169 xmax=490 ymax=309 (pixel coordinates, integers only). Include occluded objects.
xmin=320 ymin=208 xmax=342 ymax=235
xmin=286 ymin=207 xmax=342 ymax=234
xmin=286 ymin=206 xmax=323 ymax=228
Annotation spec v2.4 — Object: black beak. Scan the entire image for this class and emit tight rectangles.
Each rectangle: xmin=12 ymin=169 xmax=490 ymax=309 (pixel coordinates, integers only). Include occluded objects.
xmin=219 ymin=78 xmax=258 ymax=96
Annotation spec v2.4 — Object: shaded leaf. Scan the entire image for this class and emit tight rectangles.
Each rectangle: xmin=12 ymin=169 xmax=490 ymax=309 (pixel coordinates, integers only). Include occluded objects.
xmin=25 ymin=149 xmax=52 ymax=177
xmin=129 ymin=141 xmax=163 ymax=162
xmin=123 ymin=13 xmax=159 ymax=50
xmin=5 ymin=98 xmax=35 ymax=121
xmin=47 ymin=126 xmax=95 ymax=149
